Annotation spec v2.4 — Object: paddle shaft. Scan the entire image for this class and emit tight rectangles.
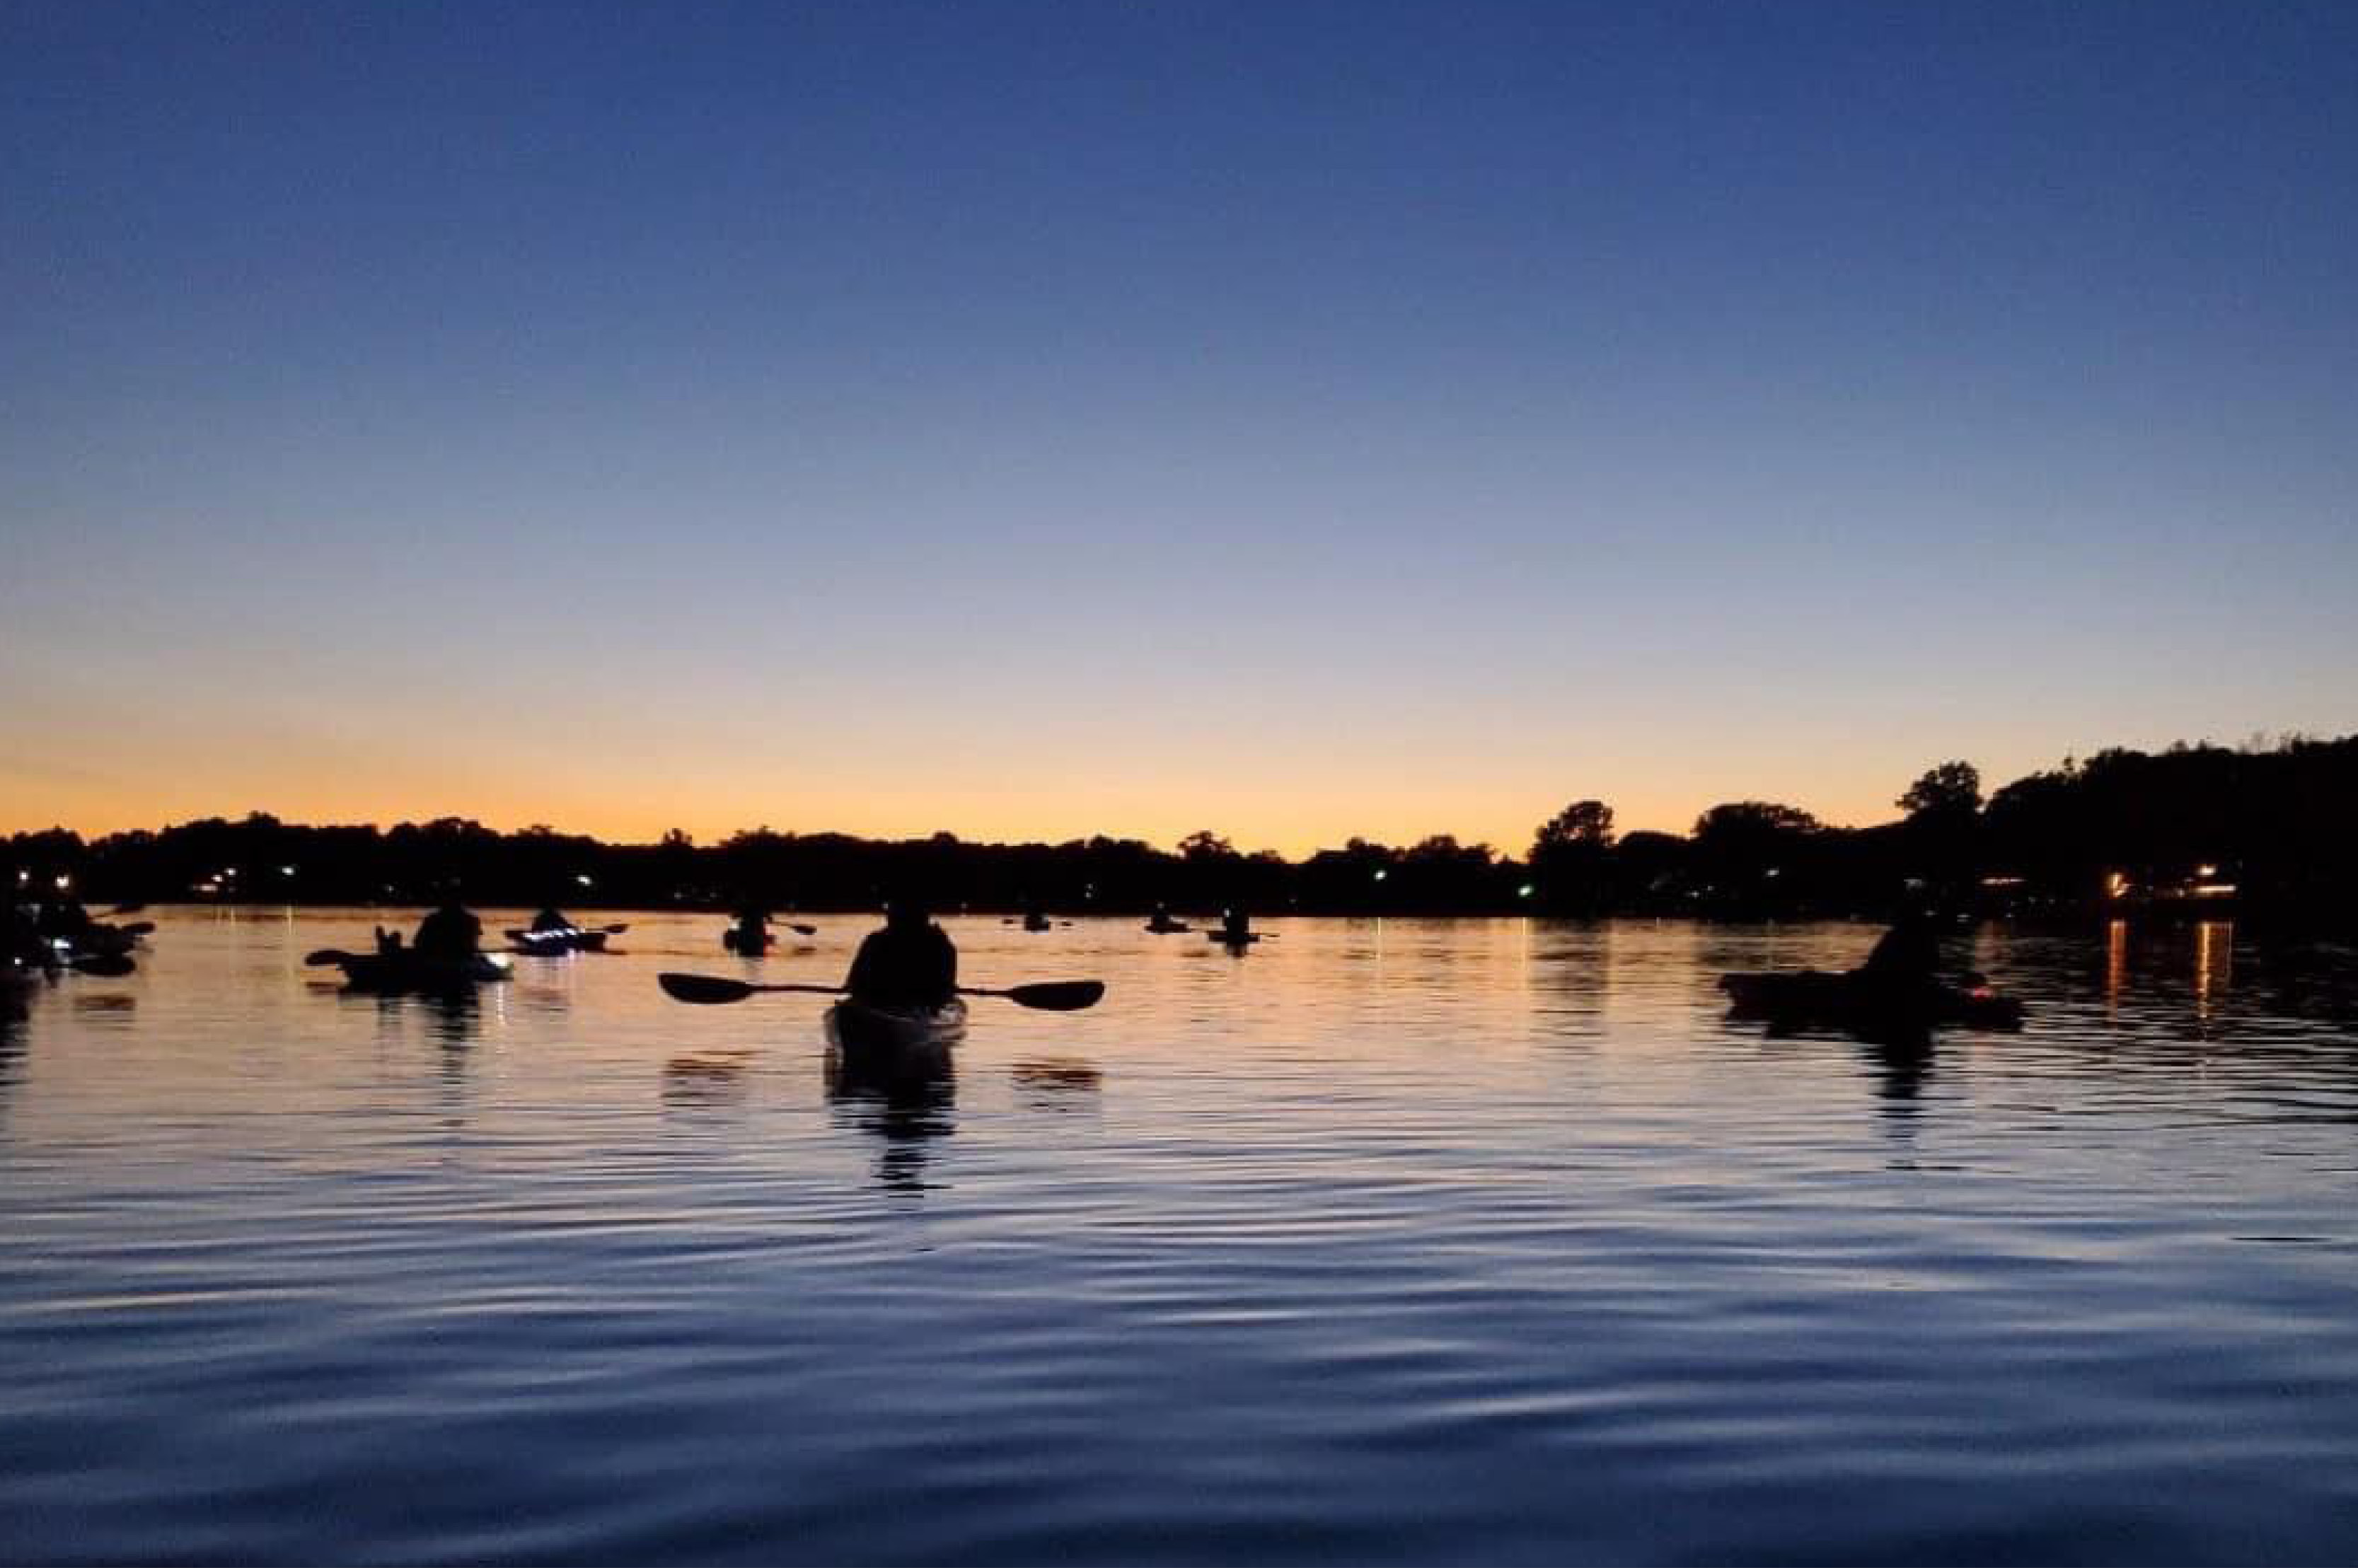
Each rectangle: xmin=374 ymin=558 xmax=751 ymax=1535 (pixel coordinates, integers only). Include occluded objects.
xmin=659 ymin=971 xmax=1102 ymax=1010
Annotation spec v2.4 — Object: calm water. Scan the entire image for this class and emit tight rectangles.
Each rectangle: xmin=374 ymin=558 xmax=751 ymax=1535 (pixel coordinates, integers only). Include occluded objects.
xmin=4 ymin=911 xmax=2356 ymax=1564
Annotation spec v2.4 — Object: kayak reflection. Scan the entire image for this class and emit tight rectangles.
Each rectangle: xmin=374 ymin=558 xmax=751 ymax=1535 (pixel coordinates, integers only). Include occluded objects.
xmin=825 ymin=1035 xmax=954 ymax=1194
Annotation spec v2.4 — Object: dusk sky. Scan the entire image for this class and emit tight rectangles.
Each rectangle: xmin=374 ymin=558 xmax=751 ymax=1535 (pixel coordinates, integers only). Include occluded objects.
xmin=4 ymin=1 xmax=2354 ymax=855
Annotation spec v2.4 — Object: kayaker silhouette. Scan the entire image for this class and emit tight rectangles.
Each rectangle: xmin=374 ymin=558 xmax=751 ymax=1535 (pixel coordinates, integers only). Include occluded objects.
xmin=34 ymin=895 xmax=93 ymax=942
xmin=6 ymin=900 xmax=47 ymax=971
xmin=1215 ymin=907 xmax=1254 ymax=944
xmin=1857 ymin=908 xmax=1943 ymax=988
xmin=412 ymin=895 xmax=482 ymax=961
xmin=845 ymin=895 xmax=957 ymax=1009
xmin=727 ymin=904 xmax=771 ymax=954
xmin=528 ymin=906 xmax=574 ymax=934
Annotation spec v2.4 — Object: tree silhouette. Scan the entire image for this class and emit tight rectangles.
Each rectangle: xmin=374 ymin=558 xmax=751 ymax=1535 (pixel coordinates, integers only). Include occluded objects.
xmin=1899 ymin=761 xmax=1982 ymax=822
xmin=1534 ymin=800 xmax=1616 ymax=851
xmin=1177 ymin=830 xmax=1235 ymax=861
xmin=1530 ymin=801 xmax=1617 ymax=914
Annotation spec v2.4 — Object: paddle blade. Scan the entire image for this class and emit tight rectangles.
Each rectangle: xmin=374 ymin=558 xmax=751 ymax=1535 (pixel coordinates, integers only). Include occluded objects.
xmin=999 ymin=980 xmax=1105 ymax=1011
xmin=67 ymin=953 xmax=137 ymax=978
xmin=601 ymin=923 xmax=630 ymax=934
xmin=303 ymin=948 xmax=355 ymax=968
xmin=786 ymin=923 xmax=818 ymax=936
xmin=659 ymin=972 xmax=759 ymax=1005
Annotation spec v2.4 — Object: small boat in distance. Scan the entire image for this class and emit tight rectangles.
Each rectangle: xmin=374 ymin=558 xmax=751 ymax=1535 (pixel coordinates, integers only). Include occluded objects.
xmin=506 ymin=925 xmax=611 ymax=956
xmin=1719 ymin=970 xmax=2024 ymax=1036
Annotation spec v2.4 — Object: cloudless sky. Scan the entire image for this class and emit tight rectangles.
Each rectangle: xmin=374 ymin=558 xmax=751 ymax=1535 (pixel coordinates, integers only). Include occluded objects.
xmin=4 ymin=1 xmax=2354 ymax=854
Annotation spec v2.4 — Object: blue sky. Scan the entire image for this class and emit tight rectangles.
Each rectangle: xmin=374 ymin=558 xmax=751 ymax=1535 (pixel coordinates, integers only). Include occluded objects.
xmin=4 ymin=1 xmax=2353 ymax=851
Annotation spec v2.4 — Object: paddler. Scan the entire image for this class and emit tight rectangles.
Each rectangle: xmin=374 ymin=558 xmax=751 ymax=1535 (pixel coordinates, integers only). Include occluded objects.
xmin=6 ymin=900 xmax=49 ymax=972
xmin=729 ymin=903 xmax=772 ymax=953
xmin=1855 ymin=907 xmax=1957 ymax=994
xmin=845 ymin=894 xmax=957 ymax=1009
xmin=412 ymin=892 xmax=482 ymax=962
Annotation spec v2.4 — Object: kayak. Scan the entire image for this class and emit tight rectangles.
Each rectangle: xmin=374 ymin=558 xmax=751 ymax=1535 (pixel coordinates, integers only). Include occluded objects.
xmin=59 ymin=923 xmax=141 ymax=959
xmin=722 ymin=927 xmax=775 ymax=954
xmin=826 ymin=997 xmax=969 ymax=1055
xmin=507 ymin=927 xmax=609 ymax=956
xmin=1145 ymin=919 xmax=1191 ymax=934
xmin=1720 ymin=970 xmax=2024 ymax=1035
xmin=1021 ymin=915 xmax=1052 ymax=933
xmin=337 ymin=951 xmax=513 ymax=994
xmin=1208 ymin=931 xmax=1261 ymax=946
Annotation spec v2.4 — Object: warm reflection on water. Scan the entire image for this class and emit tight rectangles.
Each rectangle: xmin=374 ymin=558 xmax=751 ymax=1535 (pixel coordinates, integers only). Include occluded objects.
xmin=2 ymin=909 xmax=2357 ymax=1564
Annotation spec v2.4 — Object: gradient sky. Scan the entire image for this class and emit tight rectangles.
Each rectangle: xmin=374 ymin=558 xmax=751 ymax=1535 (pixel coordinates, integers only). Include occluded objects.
xmin=4 ymin=1 xmax=2354 ymax=855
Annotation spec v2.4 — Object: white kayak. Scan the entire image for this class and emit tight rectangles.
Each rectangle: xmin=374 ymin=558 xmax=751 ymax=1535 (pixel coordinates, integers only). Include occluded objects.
xmin=825 ymin=997 xmax=969 ymax=1055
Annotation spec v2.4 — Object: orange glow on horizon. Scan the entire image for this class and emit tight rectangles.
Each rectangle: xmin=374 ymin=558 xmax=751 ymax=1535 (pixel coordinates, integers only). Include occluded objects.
xmin=3 ymin=766 xmax=1921 ymax=859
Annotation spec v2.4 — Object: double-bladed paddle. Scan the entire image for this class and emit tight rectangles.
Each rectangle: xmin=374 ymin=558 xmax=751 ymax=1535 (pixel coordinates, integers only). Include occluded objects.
xmin=658 ymin=972 xmax=1104 ymax=1011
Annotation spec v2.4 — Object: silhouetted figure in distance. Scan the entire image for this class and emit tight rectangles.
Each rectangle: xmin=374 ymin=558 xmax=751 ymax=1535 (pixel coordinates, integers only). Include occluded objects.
xmin=1217 ymin=907 xmax=1254 ymax=943
xmin=6 ymin=901 xmax=49 ymax=972
xmin=34 ymin=896 xmax=92 ymax=943
xmin=529 ymin=906 xmax=573 ymax=934
xmin=845 ymin=896 xmax=957 ymax=1010
xmin=412 ymin=896 xmax=482 ymax=962
xmin=1857 ymin=908 xmax=1946 ymax=990
xmin=728 ymin=904 xmax=771 ymax=953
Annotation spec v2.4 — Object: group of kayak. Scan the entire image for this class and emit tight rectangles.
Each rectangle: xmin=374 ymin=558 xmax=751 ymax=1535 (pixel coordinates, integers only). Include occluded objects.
xmin=6 ymin=896 xmax=149 ymax=987
xmin=282 ymin=885 xmax=2023 ymax=1049
xmin=308 ymin=892 xmax=1022 ymax=1054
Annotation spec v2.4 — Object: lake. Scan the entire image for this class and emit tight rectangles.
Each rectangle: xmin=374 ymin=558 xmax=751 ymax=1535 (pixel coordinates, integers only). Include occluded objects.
xmin=4 ymin=910 xmax=2355 ymax=1564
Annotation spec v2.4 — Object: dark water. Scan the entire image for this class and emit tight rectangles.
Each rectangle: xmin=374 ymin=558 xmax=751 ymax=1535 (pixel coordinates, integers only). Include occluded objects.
xmin=4 ymin=911 xmax=2356 ymax=1564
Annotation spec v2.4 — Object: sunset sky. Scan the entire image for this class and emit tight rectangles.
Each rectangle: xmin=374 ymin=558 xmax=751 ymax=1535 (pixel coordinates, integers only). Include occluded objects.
xmin=4 ymin=1 xmax=2354 ymax=856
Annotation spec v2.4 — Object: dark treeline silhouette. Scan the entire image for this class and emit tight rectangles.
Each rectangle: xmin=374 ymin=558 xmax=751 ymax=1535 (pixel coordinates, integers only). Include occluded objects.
xmin=7 ymin=735 xmax=2354 ymax=931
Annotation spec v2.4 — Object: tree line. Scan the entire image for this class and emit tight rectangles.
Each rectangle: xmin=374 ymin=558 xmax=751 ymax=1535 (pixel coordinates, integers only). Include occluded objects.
xmin=7 ymin=734 xmax=2353 ymax=931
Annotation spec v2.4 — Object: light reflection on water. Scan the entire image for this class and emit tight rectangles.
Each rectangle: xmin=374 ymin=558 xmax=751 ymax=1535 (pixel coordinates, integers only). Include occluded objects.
xmin=2 ymin=910 xmax=2357 ymax=1564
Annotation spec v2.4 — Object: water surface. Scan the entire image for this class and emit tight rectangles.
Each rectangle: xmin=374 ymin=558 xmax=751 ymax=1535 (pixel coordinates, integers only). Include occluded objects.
xmin=4 ymin=912 xmax=2356 ymax=1563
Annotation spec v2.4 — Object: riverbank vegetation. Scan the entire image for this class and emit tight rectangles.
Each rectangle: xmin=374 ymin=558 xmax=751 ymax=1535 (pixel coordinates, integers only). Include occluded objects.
xmin=8 ymin=735 xmax=2352 ymax=931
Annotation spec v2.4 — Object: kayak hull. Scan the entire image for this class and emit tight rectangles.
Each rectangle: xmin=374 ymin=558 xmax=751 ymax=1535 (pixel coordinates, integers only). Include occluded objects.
xmin=722 ymin=928 xmax=776 ymax=955
xmin=507 ymin=928 xmax=608 ymax=956
xmin=1720 ymin=970 xmax=2024 ymax=1035
xmin=337 ymin=952 xmax=513 ymax=994
xmin=64 ymin=924 xmax=141 ymax=959
xmin=826 ymin=998 xmax=969 ymax=1055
